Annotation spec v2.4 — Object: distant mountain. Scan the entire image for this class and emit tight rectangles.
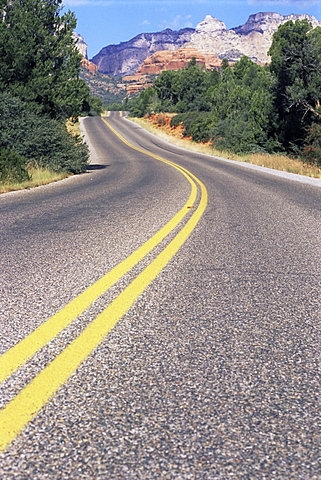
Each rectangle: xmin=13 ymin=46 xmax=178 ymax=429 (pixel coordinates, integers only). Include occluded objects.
xmin=187 ymin=12 xmax=321 ymax=64
xmin=90 ymin=12 xmax=321 ymax=77
xmin=90 ymin=28 xmax=194 ymax=76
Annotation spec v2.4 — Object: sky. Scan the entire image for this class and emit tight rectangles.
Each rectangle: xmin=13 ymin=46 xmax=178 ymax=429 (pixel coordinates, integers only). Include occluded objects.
xmin=62 ymin=0 xmax=321 ymax=59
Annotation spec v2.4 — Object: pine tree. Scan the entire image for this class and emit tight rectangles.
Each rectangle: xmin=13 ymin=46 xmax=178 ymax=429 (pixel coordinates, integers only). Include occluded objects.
xmin=268 ymin=19 xmax=321 ymax=148
xmin=0 ymin=0 xmax=89 ymax=119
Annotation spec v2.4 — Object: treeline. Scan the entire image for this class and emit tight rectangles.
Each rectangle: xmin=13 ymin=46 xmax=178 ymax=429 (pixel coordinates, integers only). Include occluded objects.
xmin=129 ymin=19 xmax=321 ymax=165
xmin=0 ymin=0 xmax=103 ymax=183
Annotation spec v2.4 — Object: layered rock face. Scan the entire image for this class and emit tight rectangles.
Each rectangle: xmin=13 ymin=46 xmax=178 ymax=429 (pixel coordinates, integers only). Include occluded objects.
xmin=187 ymin=12 xmax=321 ymax=63
xmin=136 ymin=47 xmax=223 ymax=75
xmin=81 ymin=58 xmax=98 ymax=75
xmin=91 ymin=28 xmax=194 ymax=76
xmin=73 ymin=33 xmax=88 ymax=59
xmin=122 ymin=76 xmax=154 ymax=96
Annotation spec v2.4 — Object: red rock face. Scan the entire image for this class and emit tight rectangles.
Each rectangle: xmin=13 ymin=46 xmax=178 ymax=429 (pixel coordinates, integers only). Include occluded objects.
xmin=81 ymin=58 xmax=98 ymax=75
xmin=122 ymin=74 xmax=153 ymax=95
xmin=122 ymin=47 xmax=230 ymax=95
xmin=136 ymin=47 xmax=224 ymax=75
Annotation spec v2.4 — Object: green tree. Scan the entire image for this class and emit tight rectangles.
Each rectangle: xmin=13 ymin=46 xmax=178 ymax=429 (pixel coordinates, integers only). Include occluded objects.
xmin=0 ymin=0 xmax=89 ymax=119
xmin=153 ymin=60 xmax=212 ymax=113
xmin=84 ymin=96 xmax=103 ymax=116
xmin=154 ymin=70 xmax=180 ymax=111
xmin=268 ymin=19 xmax=321 ymax=148
xmin=129 ymin=87 xmax=158 ymax=117
xmin=175 ymin=60 xmax=211 ymax=112
xmin=209 ymin=57 xmax=277 ymax=154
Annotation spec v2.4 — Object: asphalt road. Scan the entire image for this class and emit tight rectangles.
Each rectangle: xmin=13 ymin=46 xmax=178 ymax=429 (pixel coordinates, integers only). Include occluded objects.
xmin=0 ymin=112 xmax=320 ymax=479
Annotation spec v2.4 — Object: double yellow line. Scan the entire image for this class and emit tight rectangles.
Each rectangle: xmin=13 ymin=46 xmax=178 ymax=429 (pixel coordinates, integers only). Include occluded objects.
xmin=0 ymin=117 xmax=207 ymax=451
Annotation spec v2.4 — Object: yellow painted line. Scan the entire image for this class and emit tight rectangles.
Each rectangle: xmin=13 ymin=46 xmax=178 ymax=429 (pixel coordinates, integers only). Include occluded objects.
xmin=0 ymin=173 xmax=196 ymax=384
xmin=0 ymin=170 xmax=207 ymax=452
xmin=0 ymin=116 xmax=199 ymax=384
xmin=0 ymin=116 xmax=207 ymax=451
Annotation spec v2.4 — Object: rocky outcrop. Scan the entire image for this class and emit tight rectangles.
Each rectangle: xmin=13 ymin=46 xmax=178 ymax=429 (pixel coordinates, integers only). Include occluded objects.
xmin=91 ymin=28 xmax=194 ymax=76
xmin=122 ymin=75 xmax=154 ymax=95
xmin=136 ymin=47 xmax=223 ymax=75
xmin=187 ymin=12 xmax=321 ymax=64
xmin=81 ymin=58 xmax=98 ymax=75
xmin=232 ymin=11 xmax=321 ymax=35
xmin=73 ymin=33 xmax=88 ymax=59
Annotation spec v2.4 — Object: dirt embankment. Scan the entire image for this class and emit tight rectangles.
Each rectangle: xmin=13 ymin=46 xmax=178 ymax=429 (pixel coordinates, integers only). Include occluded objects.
xmin=145 ymin=113 xmax=213 ymax=147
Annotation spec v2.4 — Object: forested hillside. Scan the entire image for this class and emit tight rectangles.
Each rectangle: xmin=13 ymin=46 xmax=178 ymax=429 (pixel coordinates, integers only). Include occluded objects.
xmin=0 ymin=0 xmax=102 ymax=185
xmin=129 ymin=19 xmax=321 ymax=166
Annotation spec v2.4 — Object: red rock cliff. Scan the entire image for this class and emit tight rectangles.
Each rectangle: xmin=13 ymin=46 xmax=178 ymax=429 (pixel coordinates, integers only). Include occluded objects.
xmin=136 ymin=47 xmax=223 ymax=75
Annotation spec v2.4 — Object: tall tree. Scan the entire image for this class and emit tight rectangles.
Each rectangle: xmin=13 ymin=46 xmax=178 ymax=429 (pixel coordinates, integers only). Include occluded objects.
xmin=268 ymin=19 xmax=321 ymax=148
xmin=0 ymin=0 xmax=89 ymax=119
xmin=209 ymin=57 xmax=277 ymax=154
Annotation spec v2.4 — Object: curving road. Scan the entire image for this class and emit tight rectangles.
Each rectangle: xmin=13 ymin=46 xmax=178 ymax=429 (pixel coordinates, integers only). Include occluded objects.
xmin=0 ymin=112 xmax=320 ymax=479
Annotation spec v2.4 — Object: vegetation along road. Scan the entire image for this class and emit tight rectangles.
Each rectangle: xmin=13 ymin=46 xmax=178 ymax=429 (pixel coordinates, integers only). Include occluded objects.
xmin=0 ymin=112 xmax=320 ymax=479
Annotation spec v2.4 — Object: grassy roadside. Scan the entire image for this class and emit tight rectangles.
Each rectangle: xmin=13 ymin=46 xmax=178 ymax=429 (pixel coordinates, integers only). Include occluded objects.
xmin=0 ymin=117 xmax=83 ymax=194
xmin=0 ymin=168 xmax=69 ymax=194
xmin=131 ymin=116 xmax=321 ymax=179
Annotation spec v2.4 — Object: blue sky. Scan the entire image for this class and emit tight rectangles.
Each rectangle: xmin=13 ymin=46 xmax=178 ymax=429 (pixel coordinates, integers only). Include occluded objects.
xmin=63 ymin=0 xmax=321 ymax=59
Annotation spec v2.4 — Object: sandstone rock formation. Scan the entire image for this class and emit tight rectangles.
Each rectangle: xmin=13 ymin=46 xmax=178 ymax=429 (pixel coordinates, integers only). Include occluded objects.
xmin=81 ymin=58 xmax=98 ymax=75
xmin=122 ymin=75 xmax=154 ymax=95
xmin=91 ymin=28 xmax=194 ymax=76
xmin=187 ymin=12 xmax=321 ymax=64
xmin=136 ymin=47 xmax=223 ymax=75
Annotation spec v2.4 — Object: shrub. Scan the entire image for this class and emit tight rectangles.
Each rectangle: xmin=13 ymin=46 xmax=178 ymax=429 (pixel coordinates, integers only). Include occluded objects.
xmin=301 ymin=123 xmax=321 ymax=167
xmin=157 ymin=117 xmax=166 ymax=126
xmin=170 ymin=115 xmax=183 ymax=128
xmin=83 ymin=96 xmax=103 ymax=116
xmin=171 ymin=112 xmax=214 ymax=143
xmin=0 ymin=92 xmax=89 ymax=174
xmin=0 ymin=148 xmax=30 ymax=182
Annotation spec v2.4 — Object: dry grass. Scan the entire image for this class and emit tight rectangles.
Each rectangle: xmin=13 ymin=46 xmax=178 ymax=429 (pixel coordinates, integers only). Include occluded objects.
xmin=66 ymin=117 xmax=81 ymax=137
xmin=131 ymin=116 xmax=321 ymax=179
xmin=0 ymin=167 xmax=69 ymax=194
xmin=1 ymin=117 xmax=80 ymax=194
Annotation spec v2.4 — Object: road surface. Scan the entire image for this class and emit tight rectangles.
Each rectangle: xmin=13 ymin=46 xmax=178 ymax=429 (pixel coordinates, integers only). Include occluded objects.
xmin=0 ymin=112 xmax=320 ymax=479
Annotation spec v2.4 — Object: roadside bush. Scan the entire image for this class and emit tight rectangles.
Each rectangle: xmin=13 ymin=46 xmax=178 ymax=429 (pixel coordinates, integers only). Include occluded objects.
xmin=0 ymin=92 xmax=89 ymax=174
xmin=301 ymin=123 xmax=321 ymax=167
xmin=171 ymin=112 xmax=215 ymax=142
xmin=0 ymin=148 xmax=30 ymax=182
xmin=170 ymin=114 xmax=184 ymax=128
xmin=184 ymin=113 xmax=215 ymax=142
xmin=83 ymin=96 xmax=103 ymax=116
xmin=129 ymin=87 xmax=158 ymax=117
xmin=106 ymin=102 xmax=125 ymax=111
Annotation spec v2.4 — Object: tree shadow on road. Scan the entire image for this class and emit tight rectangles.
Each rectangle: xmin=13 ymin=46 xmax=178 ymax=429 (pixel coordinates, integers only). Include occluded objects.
xmin=87 ymin=164 xmax=110 ymax=171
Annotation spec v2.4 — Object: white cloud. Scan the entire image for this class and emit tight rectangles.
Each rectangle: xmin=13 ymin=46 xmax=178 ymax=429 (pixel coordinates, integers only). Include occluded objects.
xmin=160 ymin=15 xmax=193 ymax=30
